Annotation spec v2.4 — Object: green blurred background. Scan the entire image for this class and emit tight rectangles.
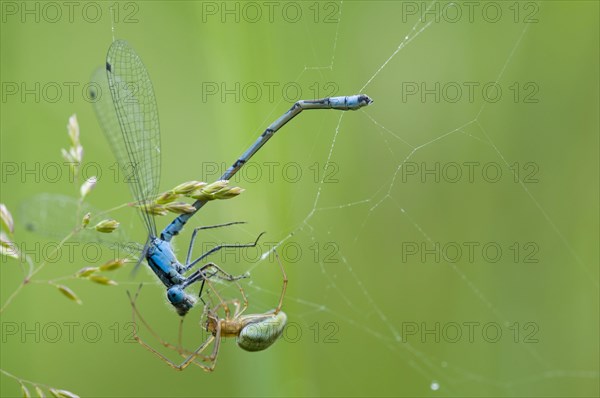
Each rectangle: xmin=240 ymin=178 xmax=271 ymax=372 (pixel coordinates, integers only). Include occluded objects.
xmin=1 ymin=1 xmax=598 ymax=397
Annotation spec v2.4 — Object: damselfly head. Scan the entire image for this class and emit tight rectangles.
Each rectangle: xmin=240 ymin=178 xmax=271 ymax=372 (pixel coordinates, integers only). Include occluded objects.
xmin=167 ymin=286 xmax=195 ymax=316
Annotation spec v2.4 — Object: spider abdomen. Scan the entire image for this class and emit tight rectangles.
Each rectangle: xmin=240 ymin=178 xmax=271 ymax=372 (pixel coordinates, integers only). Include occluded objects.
xmin=236 ymin=311 xmax=287 ymax=352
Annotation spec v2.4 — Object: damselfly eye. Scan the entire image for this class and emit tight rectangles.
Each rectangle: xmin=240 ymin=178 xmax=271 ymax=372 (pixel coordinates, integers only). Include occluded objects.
xmin=166 ymin=286 xmax=185 ymax=304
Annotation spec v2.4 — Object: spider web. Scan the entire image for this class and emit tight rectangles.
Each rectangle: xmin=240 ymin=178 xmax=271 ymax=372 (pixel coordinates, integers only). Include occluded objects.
xmin=181 ymin=1 xmax=597 ymax=395
xmin=110 ymin=1 xmax=599 ymax=395
xmin=2 ymin=1 xmax=598 ymax=396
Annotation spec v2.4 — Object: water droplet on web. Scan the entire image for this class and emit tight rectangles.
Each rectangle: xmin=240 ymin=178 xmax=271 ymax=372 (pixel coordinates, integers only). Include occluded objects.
xmin=430 ymin=381 xmax=440 ymax=391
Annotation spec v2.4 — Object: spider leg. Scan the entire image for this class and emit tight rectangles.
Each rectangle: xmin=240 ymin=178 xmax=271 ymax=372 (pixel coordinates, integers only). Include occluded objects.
xmin=204 ymin=276 xmax=232 ymax=320
xmin=183 ymin=262 xmax=249 ymax=301
xmin=189 ymin=318 xmax=221 ymax=372
xmin=273 ymin=250 xmax=288 ymax=314
xmin=232 ymin=278 xmax=249 ymax=318
xmin=126 ymin=285 xmax=216 ymax=371
xmin=127 ymin=284 xmax=181 ymax=352
xmin=203 ymin=272 xmax=247 ymax=320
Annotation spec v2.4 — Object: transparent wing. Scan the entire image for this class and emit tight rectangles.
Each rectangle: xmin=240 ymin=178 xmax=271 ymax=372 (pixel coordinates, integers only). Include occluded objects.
xmin=92 ymin=40 xmax=161 ymax=236
xmin=90 ymin=67 xmax=133 ymax=196
xmin=19 ymin=193 xmax=143 ymax=259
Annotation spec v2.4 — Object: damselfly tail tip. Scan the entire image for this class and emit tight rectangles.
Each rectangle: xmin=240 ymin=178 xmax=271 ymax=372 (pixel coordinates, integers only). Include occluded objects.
xmin=349 ymin=94 xmax=373 ymax=109
xmin=359 ymin=94 xmax=373 ymax=107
